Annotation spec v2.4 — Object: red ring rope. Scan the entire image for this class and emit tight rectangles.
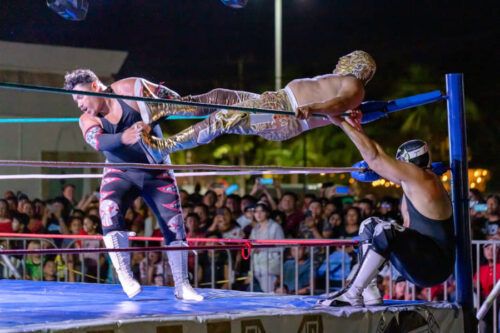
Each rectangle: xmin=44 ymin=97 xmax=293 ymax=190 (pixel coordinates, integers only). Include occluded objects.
xmin=0 ymin=232 xmax=357 ymax=246
xmin=0 ymin=232 xmax=357 ymax=258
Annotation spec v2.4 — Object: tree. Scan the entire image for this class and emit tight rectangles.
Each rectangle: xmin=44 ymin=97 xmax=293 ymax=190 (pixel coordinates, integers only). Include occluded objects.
xmin=385 ymin=65 xmax=480 ymax=161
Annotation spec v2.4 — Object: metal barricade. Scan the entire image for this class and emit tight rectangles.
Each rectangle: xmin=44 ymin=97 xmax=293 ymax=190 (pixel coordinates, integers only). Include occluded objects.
xmin=0 ymin=237 xmax=58 ymax=282
xmin=5 ymin=234 xmax=500 ymax=333
xmin=473 ymin=240 xmax=500 ymax=333
xmin=63 ymin=239 xmax=108 ymax=284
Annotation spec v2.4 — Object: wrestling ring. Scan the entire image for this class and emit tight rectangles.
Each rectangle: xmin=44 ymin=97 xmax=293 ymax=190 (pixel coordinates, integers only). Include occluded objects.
xmin=0 ymin=74 xmax=472 ymax=332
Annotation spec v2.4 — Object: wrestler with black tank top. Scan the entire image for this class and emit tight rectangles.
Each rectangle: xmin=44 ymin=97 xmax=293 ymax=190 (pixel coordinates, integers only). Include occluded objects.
xmin=66 ymin=70 xmax=203 ymax=301
xmin=320 ymin=114 xmax=455 ymax=307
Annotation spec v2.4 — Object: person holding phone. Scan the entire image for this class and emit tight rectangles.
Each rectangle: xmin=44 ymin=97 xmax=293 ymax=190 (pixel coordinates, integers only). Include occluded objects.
xmin=320 ymin=111 xmax=455 ymax=307
xmin=298 ymin=200 xmax=331 ymax=239
xmin=483 ymin=195 xmax=500 ymax=237
xmin=250 ymin=178 xmax=278 ymax=211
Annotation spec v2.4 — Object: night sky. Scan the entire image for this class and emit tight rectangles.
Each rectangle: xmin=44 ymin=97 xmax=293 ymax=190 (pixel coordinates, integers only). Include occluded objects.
xmin=0 ymin=0 xmax=498 ymax=178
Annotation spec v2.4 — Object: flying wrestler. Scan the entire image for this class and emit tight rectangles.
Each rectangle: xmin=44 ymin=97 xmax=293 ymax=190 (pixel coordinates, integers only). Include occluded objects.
xmin=138 ymin=50 xmax=376 ymax=155
xmin=64 ymin=69 xmax=203 ymax=301
xmin=318 ymin=110 xmax=455 ymax=306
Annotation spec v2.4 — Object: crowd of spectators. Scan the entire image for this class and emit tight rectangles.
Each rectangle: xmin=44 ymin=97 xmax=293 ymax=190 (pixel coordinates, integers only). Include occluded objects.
xmin=0 ymin=181 xmax=499 ymax=315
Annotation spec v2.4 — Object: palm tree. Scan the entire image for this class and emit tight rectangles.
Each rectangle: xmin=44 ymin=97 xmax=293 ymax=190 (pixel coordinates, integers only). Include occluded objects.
xmin=385 ymin=65 xmax=480 ymax=161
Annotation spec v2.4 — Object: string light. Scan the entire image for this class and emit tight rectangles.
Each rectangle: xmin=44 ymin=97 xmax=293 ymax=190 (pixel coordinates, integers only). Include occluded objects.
xmin=366 ymin=167 xmax=490 ymax=190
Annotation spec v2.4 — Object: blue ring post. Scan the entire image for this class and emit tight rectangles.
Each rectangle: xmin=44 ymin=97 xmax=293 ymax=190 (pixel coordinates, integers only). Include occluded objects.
xmin=446 ymin=73 xmax=474 ymax=331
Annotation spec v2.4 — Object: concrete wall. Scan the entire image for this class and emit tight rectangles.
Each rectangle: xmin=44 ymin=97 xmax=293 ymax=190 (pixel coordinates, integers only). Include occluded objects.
xmin=0 ymin=121 xmax=101 ymax=198
xmin=0 ymin=41 xmax=127 ymax=199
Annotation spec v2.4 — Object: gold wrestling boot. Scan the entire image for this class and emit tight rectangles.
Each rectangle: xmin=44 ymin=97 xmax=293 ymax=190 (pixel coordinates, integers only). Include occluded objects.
xmin=142 ymin=109 xmax=249 ymax=155
xmin=141 ymin=125 xmax=199 ymax=157
xmin=140 ymin=85 xmax=258 ymax=125
xmin=139 ymin=84 xmax=198 ymax=125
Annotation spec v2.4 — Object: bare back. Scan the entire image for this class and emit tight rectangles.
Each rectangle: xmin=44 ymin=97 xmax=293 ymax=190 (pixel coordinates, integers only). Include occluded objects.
xmin=110 ymin=78 xmax=141 ymax=111
xmin=350 ymin=139 xmax=452 ymax=228
xmin=400 ymin=169 xmax=452 ymax=227
xmin=286 ymin=74 xmax=364 ymax=108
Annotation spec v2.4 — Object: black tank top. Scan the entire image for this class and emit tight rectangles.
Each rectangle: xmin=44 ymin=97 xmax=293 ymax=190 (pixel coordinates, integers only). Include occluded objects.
xmin=405 ymin=196 xmax=455 ymax=250
xmin=99 ymin=98 xmax=162 ymax=164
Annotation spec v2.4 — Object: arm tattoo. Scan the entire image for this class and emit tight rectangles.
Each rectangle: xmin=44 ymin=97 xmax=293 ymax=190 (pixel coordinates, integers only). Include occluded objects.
xmin=84 ymin=125 xmax=102 ymax=150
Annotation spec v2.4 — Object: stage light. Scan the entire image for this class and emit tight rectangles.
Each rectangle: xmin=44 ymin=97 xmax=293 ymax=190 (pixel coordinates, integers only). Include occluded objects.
xmin=47 ymin=0 xmax=89 ymax=21
xmin=220 ymin=0 xmax=249 ymax=9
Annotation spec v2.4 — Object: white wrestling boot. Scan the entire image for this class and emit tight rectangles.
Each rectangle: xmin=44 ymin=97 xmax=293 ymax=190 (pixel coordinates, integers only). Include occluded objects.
xmin=167 ymin=240 xmax=204 ymax=301
xmin=330 ymin=243 xmax=383 ymax=306
xmin=103 ymin=231 xmax=142 ymax=299
xmin=363 ymin=274 xmax=383 ymax=306
xmin=319 ymin=249 xmax=385 ymax=307
xmin=360 ymin=243 xmax=383 ymax=306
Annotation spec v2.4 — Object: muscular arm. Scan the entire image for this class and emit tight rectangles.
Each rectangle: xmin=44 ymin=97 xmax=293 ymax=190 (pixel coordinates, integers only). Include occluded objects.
xmin=309 ymin=93 xmax=363 ymax=115
xmin=339 ymin=119 xmax=426 ymax=186
xmin=79 ymin=116 xmax=130 ymax=151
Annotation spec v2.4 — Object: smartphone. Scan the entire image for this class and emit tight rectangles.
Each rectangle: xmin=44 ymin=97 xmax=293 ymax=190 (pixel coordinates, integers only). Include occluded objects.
xmin=258 ymin=178 xmax=273 ymax=185
xmin=225 ymin=184 xmax=239 ymax=195
xmin=473 ymin=203 xmax=487 ymax=213
xmin=335 ymin=185 xmax=350 ymax=195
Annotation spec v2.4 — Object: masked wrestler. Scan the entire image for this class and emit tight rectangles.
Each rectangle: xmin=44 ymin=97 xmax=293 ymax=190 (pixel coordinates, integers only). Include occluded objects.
xmin=65 ymin=69 xmax=203 ymax=301
xmin=319 ymin=111 xmax=455 ymax=307
xmin=139 ymin=50 xmax=376 ymax=156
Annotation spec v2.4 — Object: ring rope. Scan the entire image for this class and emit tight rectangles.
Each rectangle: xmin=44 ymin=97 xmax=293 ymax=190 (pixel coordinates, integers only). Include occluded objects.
xmin=241 ymin=241 xmax=252 ymax=260
xmin=0 ymin=81 xmax=327 ymax=119
xmin=0 ymin=167 xmax=358 ymax=180
xmin=0 ymin=159 xmax=361 ymax=174
xmin=0 ymin=244 xmax=257 ymax=256
xmin=0 ymin=241 xmax=357 ymax=256
xmin=0 ymin=232 xmax=357 ymax=247
xmin=0 ymin=233 xmax=356 ymax=260
xmin=0 ymin=116 xmax=209 ymax=124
